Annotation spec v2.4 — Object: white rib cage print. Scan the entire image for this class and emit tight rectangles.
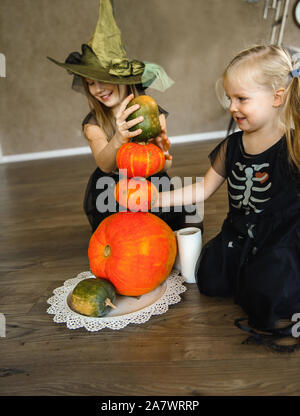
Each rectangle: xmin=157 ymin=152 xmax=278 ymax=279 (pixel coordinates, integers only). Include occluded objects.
xmin=228 ymin=162 xmax=271 ymax=214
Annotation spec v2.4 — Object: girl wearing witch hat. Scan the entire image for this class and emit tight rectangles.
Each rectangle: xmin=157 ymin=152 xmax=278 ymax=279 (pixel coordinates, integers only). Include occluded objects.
xmin=48 ymin=0 xmax=201 ymax=232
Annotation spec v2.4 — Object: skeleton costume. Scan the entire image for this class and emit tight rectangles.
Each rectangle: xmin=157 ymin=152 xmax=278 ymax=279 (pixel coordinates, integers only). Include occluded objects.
xmin=196 ymin=131 xmax=300 ymax=351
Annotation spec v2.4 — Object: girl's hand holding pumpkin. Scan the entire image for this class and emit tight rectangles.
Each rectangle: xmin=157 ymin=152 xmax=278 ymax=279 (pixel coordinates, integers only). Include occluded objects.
xmin=150 ymin=130 xmax=173 ymax=161
xmin=115 ymin=94 xmax=144 ymax=146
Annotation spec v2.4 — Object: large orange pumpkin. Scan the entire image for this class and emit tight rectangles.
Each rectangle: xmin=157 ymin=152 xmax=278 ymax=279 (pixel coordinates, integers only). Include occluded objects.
xmin=116 ymin=142 xmax=165 ymax=178
xmin=114 ymin=177 xmax=158 ymax=212
xmin=88 ymin=212 xmax=177 ymax=296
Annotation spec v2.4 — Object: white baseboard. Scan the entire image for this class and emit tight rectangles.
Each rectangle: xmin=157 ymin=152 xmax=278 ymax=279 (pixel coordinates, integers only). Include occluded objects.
xmin=0 ymin=146 xmax=92 ymax=164
xmin=0 ymin=130 xmax=228 ymax=164
xmin=171 ymin=130 xmax=227 ymax=144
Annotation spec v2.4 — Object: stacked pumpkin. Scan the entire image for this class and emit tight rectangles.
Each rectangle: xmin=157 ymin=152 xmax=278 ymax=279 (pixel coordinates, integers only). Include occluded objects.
xmin=71 ymin=96 xmax=177 ymax=317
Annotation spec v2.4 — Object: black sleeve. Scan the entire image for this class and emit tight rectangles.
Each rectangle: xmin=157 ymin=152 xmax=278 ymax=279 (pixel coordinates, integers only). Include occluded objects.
xmin=158 ymin=104 xmax=169 ymax=119
xmin=82 ymin=111 xmax=98 ymax=128
xmin=279 ymin=135 xmax=300 ymax=184
xmin=208 ymin=137 xmax=229 ymax=178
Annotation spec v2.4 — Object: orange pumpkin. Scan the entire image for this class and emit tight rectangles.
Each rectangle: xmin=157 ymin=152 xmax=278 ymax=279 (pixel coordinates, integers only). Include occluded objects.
xmin=116 ymin=142 xmax=165 ymax=178
xmin=88 ymin=212 xmax=177 ymax=296
xmin=114 ymin=177 xmax=158 ymax=212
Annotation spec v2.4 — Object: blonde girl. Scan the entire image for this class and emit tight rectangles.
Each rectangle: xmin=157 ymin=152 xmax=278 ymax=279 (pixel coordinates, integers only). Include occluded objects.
xmin=156 ymin=45 xmax=300 ymax=350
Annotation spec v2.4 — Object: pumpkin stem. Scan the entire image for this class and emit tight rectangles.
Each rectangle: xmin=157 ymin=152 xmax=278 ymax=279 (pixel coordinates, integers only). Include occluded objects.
xmin=105 ymin=298 xmax=116 ymax=309
xmin=104 ymin=244 xmax=111 ymax=257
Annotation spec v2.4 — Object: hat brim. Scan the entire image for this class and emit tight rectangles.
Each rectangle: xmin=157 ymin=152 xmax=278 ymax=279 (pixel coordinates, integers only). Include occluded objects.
xmin=47 ymin=56 xmax=143 ymax=85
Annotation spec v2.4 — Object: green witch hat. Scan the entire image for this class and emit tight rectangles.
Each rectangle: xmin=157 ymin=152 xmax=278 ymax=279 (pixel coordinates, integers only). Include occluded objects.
xmin=47 ymin=0 xmax=174 ymax=92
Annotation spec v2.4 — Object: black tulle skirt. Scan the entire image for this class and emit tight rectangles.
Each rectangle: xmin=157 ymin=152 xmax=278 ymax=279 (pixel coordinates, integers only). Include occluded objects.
xmin=195 ymin=195 xmax=300 ymax=350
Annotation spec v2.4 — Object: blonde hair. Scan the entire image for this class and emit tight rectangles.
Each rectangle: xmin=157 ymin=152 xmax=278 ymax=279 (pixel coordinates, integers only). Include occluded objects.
xmin=82 ymin=79 xmax=140 ymax=140
xmin=220 ymin=45 xmax=300 ymax=171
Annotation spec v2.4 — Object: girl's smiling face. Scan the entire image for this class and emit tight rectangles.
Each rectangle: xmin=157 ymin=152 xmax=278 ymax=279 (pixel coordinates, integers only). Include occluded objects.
xmin=86 ymin=79 xmax=127 ymax=109
xmin=223 ymin=71 xmax=280 ymax=135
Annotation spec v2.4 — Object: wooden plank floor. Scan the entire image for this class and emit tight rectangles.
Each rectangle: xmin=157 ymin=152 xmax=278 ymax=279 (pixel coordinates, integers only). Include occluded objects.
xmin=1 ymin=140 xmax=300 ymax=396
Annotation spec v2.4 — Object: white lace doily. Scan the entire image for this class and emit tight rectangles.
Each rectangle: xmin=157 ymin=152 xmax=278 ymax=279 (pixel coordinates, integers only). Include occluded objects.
xmin=46 ymin=269 xmax=186 ymax=331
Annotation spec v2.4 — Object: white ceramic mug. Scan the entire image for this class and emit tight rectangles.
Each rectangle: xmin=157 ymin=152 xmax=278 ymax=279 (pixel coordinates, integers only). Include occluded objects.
xmin=173 ymin=231 xmax=181 ymax=272
xmin=176 ymin=227 xmax=202 ymax=283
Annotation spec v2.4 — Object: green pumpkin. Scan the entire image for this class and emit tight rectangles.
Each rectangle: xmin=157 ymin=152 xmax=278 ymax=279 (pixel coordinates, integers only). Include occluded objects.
xmin=71 ymin=278 xmax=116 ymax=317
xmin=126 ymin=95 xmax=161 ymax=142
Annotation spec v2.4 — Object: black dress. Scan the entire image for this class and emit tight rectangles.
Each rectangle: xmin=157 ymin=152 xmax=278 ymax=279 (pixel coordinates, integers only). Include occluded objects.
xmin=196 ymin=131 xmax=300 ymax=349
xmin=82 ymin=108 xmax=203 ymax=232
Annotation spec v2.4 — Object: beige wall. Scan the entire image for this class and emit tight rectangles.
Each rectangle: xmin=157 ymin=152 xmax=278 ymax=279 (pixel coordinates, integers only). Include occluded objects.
xmin=0 ymin=0 xmax=299 ymax=156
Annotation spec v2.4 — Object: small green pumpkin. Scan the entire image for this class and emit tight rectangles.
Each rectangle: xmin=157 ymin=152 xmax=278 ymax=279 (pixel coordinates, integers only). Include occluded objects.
xmin=71 ymin=278 xmax=116 ymax=317
xmin=126 ymin=95 xmax=161 ymax=142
